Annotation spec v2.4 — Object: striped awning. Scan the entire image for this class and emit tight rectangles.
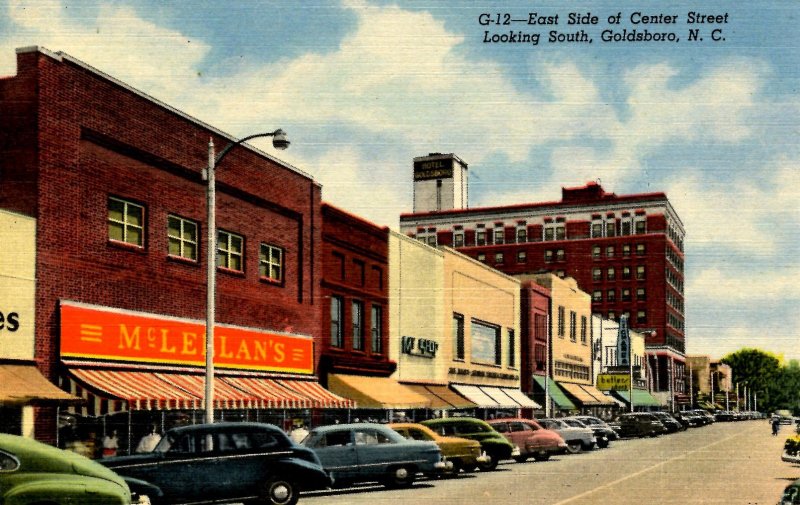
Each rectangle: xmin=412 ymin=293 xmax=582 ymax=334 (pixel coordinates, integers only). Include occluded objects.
xmin=64 ymin=368 xmax=200 ymax=415
xmin=280 ymin=379 xmax=355 ymax=409
xmin=63 ymin=367 xmax=353 ymax=416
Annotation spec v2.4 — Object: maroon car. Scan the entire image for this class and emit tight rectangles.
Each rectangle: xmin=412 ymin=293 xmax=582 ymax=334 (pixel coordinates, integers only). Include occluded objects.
xmin=487 ymin=418 xmax=568 ymax=462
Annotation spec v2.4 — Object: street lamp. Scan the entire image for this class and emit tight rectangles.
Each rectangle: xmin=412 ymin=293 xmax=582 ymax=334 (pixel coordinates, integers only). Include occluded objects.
xmin=203 ymin=129 xmax=290 ymax=424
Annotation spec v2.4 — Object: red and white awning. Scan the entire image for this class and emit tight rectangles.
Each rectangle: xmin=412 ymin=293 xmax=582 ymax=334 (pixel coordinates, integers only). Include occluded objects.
xmin=62 ymin=367 xmax=354 ymax=416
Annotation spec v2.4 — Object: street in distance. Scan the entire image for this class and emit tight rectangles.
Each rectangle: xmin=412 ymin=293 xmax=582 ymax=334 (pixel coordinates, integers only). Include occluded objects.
xmin=479 ymin=11 xmax=729 ymax=46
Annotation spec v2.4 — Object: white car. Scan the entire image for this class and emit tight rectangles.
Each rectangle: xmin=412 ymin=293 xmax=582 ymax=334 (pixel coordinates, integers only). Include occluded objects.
xmin=537 ymin=418 xmax=596 ymax=453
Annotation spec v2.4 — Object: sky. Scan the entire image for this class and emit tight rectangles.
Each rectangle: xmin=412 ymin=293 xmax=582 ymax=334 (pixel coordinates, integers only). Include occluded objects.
xmin=1 ymin=1 xmax=798 ymax=362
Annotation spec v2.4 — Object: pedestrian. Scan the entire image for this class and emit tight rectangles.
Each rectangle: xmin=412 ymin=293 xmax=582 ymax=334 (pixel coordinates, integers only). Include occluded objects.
xmin=289 ymin=423 xmax=309 ymax=444
xmin=772 ymin=416 xmax=781 ymax=436
xmin=136 ymin=425 xmax=162 ymax=453
xmin=101 ymin=429 xmax=119 ymax=458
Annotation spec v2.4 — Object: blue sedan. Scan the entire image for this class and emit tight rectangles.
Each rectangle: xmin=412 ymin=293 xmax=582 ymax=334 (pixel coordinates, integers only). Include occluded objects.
xmin=302 ymin=423 xmax=450 ymax=488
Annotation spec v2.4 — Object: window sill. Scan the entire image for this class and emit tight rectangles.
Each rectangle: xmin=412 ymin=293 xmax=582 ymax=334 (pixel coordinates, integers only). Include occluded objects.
xmin=218 ymin=267 xmax=246 ymax=277
xmin=167 ymin=254 xmax=199 ymax=266
xmin=108 ymin=239 xmax=146 ymax=253
xmin=259 ymin=276 xmax=285 ymax=287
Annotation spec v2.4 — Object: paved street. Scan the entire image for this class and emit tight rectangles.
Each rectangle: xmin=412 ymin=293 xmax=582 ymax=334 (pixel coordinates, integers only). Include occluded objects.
xmin=300 ymin=420 xmax=798 ymax=505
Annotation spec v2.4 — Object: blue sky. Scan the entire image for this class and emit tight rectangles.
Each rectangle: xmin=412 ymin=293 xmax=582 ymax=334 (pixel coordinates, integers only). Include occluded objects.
xmin=1 ymin=1 xmax=798 ymax=361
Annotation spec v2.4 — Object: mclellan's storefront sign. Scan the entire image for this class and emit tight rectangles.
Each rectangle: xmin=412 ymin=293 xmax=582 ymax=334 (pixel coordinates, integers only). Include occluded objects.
xmin=60 ymin=301 xmax=314 ymax=374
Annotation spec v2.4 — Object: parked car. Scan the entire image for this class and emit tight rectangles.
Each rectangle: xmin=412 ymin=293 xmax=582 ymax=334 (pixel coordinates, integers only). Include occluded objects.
xmin=565 ymin=416 xmax=618 ymax=448
xmin=537 ymin=418 xmax=596 ymax=453
xmin=689 ymin=409 xmax=716 ymax=425
xmin=389 ymin=422 xmax=489 ymax=474
xmin=420 ymin=417 xmax=518 ymax=471
xmin=487 ymin=418 xmax=567 ymax=462
xmin=100 ymin=422 xmax=330 ymax=505
xmin=303 ymin=423 xmax=449 ymax=488
xmin=608 ymin=413 xmax=667 ymax=438
xmin=0 ymin=433 xmax=134 ymax=505
xmin=713 ymin=410 xmax=735 ymax=422
xmin=651 ymin=412 xmax=685 ymax=433
xmin=673 ymin=410 xmax=704 ymax=428
xmin=779 ymin=477 xmax=800 ymax=504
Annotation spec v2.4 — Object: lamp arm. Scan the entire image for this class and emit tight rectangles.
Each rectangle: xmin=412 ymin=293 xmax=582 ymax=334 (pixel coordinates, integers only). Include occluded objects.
xmin=214 ymin=130 xmax=283 ymax=166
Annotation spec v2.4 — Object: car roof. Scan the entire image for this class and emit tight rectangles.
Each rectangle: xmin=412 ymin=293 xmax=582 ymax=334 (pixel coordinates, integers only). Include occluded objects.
xmin=165 ymin=422 xmax=282 ymax=436
xmin=310 ymin=423 xmax=394 ymax=432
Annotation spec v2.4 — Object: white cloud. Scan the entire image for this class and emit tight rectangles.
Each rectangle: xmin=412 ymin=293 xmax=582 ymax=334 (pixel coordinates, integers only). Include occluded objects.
xmin=688 ymin=267 xmax=800 ymax=304
xmin=1 ymin=0 xmax=209 ymax=100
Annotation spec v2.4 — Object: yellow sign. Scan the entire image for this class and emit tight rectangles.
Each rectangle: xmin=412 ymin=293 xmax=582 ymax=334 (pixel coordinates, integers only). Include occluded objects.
xmin=597 ymin=373 xmax=631 ymax=391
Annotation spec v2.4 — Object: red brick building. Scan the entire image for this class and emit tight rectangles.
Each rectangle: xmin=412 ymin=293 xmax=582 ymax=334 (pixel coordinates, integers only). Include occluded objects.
xmin=0 ymin=47 xmax=348 ymax=443
xmin=520 ymin=280 xmax=550 ymax=394
xmin=400 ymin=154 xmax=687 ymax=402
xmin=318 ymin=204 xmax=395 ymax=386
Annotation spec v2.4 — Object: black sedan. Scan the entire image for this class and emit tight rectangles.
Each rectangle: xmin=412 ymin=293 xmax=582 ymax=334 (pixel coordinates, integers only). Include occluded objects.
xmin=651 ymin=412 xmax=685 ymax=433
xmin=609 ymin=413 xmax=668 ymax=438
xmin=100 ymin=422 xmax=330 ymax=505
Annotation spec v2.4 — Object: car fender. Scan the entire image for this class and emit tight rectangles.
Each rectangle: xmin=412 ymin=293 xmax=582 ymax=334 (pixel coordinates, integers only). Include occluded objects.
xmin=3 ymin=476 xmax=129 ymax=505
xmin=122 ymin=476 xmax=164 ymax=500
xmin=274 ymin=456 xmax=332 ymax=490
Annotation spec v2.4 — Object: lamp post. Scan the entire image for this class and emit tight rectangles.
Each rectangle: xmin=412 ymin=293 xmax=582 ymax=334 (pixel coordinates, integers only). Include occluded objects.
xmin=203 ymin=129 xmax=290 ymax=424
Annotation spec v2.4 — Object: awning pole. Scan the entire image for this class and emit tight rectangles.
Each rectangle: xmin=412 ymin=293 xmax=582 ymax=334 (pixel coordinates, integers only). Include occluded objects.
xmin=56 ymin=405 xmax=61 ymax=448
xmin=127 ymin=408 xmax=132 ymax=455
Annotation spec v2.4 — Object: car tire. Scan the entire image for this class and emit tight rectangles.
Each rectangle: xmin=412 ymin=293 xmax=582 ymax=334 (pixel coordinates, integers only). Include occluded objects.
xmin=597 ymin=439 xmax=609 ymax=449
xmin=565 ymin=441 xmax=582 ymax=454
xmin=513 ymin=455 xmax=528 ymax=463
xmin=477 ymin=455 xmax=499 ymax=471
xmin=383 ymin=465 xmax=416 ymax=488
xmin=260 ymin=476 xmax=298 ymax=505
xmin=532 ymin=452 xmax=551 ymax=462
xmin=449 ymin=459 xmax=462 ymax=476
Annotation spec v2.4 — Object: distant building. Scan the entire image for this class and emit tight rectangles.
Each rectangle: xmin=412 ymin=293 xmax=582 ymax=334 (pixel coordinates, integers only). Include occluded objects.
xmin=686 ymin=355 xmax=734 ymax=409
xmin=400 ymin=155 xmax=686 ymax=402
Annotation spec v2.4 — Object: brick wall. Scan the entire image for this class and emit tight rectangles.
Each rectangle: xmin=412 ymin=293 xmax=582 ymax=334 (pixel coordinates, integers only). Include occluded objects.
xmin=0 ymin=49 xmax=323 ymax=441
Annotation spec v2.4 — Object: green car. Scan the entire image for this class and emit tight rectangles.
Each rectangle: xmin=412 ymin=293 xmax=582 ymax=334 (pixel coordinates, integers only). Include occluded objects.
xmin=420 ymin=417 xmax=518 ymax=471
xmin=0 ymin=433 xmax=133 ymax=505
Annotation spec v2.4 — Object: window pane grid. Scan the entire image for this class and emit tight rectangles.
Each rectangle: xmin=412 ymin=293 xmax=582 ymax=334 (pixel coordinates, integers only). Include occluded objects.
xmin=168 ymin=215 xmax=198 ymax=260
xmin=259 ymin=243 xmax=283 ymax=281
xmin=217 ymin=231 xmax=244 ymax=271
xmin=108 ymin=197 xmax=144 ymax=246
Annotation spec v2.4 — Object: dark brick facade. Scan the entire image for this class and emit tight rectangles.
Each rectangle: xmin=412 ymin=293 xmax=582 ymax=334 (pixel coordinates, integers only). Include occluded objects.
xmin=318 ymin=204 xmax=395 ymax=383
xmin=0 ymin=48 xmax=322 ymax=441
xmin=520 ymin=281 xmax=550 ymax=394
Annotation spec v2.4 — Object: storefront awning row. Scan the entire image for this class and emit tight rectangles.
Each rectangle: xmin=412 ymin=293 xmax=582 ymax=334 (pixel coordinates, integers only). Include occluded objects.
xmin=558 ymin=382 xmax=617 ymax=407
xmin=62 ymin=368 xmax=354 ymax=417
xmin=450 ymin=384 xmax=540 ymax=409
xmin=533 ymin=376 xmax=577 ymax=411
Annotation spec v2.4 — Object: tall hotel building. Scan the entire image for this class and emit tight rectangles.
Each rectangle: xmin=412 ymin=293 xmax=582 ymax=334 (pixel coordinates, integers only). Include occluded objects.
xmin=400 ymin=153 xmax=687 ymax=403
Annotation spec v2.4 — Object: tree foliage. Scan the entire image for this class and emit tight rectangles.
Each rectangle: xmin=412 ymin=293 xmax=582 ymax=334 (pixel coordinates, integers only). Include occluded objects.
xmin=721 ymin=348 xmax=800 ymax=414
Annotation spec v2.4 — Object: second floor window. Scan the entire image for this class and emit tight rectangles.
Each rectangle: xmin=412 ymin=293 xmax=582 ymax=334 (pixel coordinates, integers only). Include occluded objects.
xmin=217 ymin=230 xmax=244 ymax=271
xmin=494 ymin=228 xmax=504 ymax=244
xmin=259 ymin=244 xmax=283 ymax=282
xmin=569 ymin=311 xmax=577 ymax=341
xmin=371 ymin=305 xmax=382 ymax=354
xmin=453 ymin=313 xmax=465 ymax=360
xmin=517 ymin=228 xmax=527 ymax=243
xmin=494 ymin=252 xmax=504 ymax=264
xmin=167 ymin=215 xmax=198 ymax=260
xmin=108 ymin=197 xmax=144 ymax=247
xmin=557 ymin=306 xmax=565 ymax=337
xmin=453 ymin=233 xmax=464 ymax=247
xmin=352 ymin=300 xmax=364 ymax=350
xmin=330 ymin=296 xmax=343 ymax=348
xmin=476 ymin=231 xmax=486 ymax=246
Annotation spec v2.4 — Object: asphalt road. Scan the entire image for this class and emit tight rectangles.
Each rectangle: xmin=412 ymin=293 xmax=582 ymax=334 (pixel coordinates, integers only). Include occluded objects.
xmin=300 ymin=420 xmax=799 ymax=505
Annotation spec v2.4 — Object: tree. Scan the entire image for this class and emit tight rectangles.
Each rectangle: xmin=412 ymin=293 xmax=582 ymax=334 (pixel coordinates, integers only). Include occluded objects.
xmin=720 ymin=348 xmax=784 ymax=413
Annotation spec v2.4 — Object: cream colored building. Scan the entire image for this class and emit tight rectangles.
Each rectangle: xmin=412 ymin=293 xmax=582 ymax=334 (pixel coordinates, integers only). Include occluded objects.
xmin=389 ymin=232 xmax=536 ymax=413
xmin=0 ymin=210 xmax=77 ymax=437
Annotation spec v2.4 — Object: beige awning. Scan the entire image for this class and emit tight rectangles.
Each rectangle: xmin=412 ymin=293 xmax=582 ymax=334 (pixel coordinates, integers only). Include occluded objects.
xmin=559 ymin=382 xmax=605 ymax=406
xmin=328 ymin=374 xmax=429 ymax=409
xmin=403 ymin=383 xmax=477 ymax=409
xmin=0 ymin=363 xmax=81 ymax=406
xmin=579 ymin=384 xmax=617 ymax=406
